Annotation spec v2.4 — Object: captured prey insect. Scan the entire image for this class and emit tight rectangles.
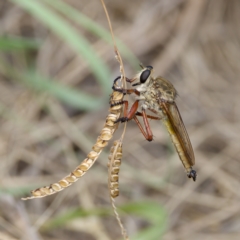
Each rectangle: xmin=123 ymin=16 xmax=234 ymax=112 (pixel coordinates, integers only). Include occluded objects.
xmin=22 ymin=77 xmax=126 ymax=200
xmin=113 ymin=65 xmax=197 ymax=181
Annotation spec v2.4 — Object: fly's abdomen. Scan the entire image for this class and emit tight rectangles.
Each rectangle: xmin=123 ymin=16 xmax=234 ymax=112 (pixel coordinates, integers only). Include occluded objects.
xmin=163 ymin=119 xmax=192 ymax=173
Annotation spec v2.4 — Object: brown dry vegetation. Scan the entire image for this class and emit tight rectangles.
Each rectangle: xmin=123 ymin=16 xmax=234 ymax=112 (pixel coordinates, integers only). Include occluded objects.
xmin=1 ymin=0 xmax=240 ymax=239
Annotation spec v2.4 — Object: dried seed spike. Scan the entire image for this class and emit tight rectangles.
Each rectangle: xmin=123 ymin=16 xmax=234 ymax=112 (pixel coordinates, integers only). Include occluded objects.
xmin=22 ymin=76 xmax=126 ymax=200
xmin=108 ymin=140 xmax=123 ymax=198
xmin=107 ymin=138 xmax=129 ymax=240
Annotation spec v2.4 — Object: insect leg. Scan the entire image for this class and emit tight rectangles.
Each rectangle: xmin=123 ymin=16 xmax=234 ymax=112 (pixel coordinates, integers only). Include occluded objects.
xmin=133 ymin=109 xmax=153 ymax=141
xmin=115 ymin=100 xmax=139 ymax=123
xmin=112 ymin=83 xmax=140 ymax=96
xmin=126 ymin=77 xmax=137 ymax=83
xmin=115 ymin=103 xmax=159 ymax=141
xmin=113 ymin=75 xmax=138 ymax=84
xmin=135 ymin=111 xmax=161 ymax=120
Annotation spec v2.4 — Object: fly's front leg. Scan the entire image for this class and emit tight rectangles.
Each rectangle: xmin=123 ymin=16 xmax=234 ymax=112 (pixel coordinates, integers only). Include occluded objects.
xmin=112 ymin=76 xmax=139 ymax=125
xmin=112 ymin=86 xmax=140 ymax=96
xmin=115 ymin=100 xmax=139 ymax=123
xmin=112 ymin=76 xmax=140 ymax=96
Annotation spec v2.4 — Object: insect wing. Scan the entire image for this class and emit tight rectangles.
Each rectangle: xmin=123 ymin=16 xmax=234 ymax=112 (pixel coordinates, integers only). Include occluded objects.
xmin=162 ymin=102 xmax=195 ymax=165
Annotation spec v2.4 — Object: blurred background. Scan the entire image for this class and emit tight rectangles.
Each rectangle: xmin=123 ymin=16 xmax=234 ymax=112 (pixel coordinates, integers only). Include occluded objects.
xmin=0 ymin=0 xmax=240 ymax=239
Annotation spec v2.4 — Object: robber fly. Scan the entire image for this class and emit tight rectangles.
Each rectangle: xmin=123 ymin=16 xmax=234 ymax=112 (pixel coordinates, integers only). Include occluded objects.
xmin=113 ymin=65 xmax=197 ymax=181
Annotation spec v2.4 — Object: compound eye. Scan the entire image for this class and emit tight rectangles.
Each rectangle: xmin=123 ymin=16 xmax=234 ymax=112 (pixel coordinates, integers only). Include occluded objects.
xmin=140 ymin=69 xmax=151 ymax=83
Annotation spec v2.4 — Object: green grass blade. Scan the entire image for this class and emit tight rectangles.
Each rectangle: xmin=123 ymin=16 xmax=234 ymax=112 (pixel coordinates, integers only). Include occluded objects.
xmin=20 ymin=70 xmax=102 ymax=110
xmin=121 ymin=201 xmax=167 ymax=240
xmin=42 ymin=0 xmax=139 ymax=70
xmin=10 ymin=0 xmax=111 ymax=95
xmin=41 ymin=201 xmax=167 ymax=240
xmin=0 ymin=59 xmax=101 ymax=110
xmin=0 ymin=186 xmax=32 ymax=197
xmin=120 ymin=201 xmax=167 ymax=223
xmin=0 ymin=36 xmax=41 ymax=51
xmin=132 ymin=225 xmax=167 ymax=240
xmin=41 ymin=207 xmax=110 ymax=231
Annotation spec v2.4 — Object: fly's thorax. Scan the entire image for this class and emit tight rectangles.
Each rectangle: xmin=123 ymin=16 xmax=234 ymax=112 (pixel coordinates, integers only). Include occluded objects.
xmin=140 ymin=91 xmax=163 ymax=116
xmin=135 ymin=79 xmax=159 ymax=112
xmin=141 ymin=82 xmax=160 ymax=104
xmin=153 ymin=77 xmax=177 ymax=103
xmin=135 ymin=74 xmax=177 ymax=116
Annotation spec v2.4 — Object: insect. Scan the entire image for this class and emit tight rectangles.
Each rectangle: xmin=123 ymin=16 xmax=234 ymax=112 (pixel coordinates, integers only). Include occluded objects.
xmin=22 ymin=76 xmax=126 ymax=200
xmin=113 ymin=65 xmax=197 ymax=181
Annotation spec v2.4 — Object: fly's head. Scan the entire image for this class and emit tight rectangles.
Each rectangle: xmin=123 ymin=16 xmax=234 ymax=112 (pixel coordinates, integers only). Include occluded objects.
xmin=132 ymin=65 xmax=154 ymax=93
